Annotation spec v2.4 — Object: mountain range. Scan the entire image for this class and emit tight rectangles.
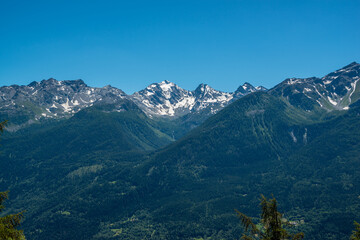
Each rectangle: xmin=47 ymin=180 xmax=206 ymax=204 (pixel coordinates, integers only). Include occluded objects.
xmin=0 ymin=62 xmax=359 ymax=240
xmin=0 ymin=78 xmax=266 ymax=126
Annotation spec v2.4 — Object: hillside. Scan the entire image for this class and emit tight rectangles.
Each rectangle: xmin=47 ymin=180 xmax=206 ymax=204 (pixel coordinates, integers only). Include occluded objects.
xmin=0 ymin=63 xmax=359 ymax=239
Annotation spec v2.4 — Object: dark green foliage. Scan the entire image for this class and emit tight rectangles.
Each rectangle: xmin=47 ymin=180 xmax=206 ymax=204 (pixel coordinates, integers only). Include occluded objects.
xmin=153 ymin=92 xmax=301 ymax=169
xmin=0 ymin=191 xmax=25 ymax=240
xmin=351 ymin=222 xmax=360 ymax=240
xmin=0 ymin=120 xmax=25 ymax=240
xmin=235 ymin=195 xmax=304 ymax=240
xmin=1 ymin=100 xmax=174 ymax=169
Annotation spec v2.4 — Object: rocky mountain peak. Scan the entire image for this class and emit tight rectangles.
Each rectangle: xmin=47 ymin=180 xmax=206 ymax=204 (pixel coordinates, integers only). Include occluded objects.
xmin=162 ymin=80 xmax=172 ymax=85
xmin=131 ymin=80 xmax=192 ymax=116
xmin=194 ymin=83 xmax=214 ymax=96
xmin=338 ymin=61 xmax=359 ymax=70
xmin=233 ymin=82 xmax=261 ymax=97
xmin=0 ymin=79 xmax=127 ymax=124
xmin=131 ymin=80 xmax=264 ymax=117
xmin=326 ymin=62 xmax=359 ymax=78
xmin=242 ymin=82 xmax=256 ymax=91
xmin=40 ymin=78 xmax=59 ymax=85
xmin=255 ymin=86 xmax=267 ymax=91
xmin=270 ymin=62 xmax=360 ymax=111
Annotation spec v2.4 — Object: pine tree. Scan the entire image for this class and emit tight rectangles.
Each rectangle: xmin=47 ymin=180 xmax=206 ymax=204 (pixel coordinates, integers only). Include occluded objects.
xmin=351 ymin=221 xmax=360 ymax=240
xmin=235 ymin=195 xmax=304 ymax=240
xmin=0 ymin=120 xmax=25 ymax=240
xmin=0 ymin=191 xmax=25 ymax=240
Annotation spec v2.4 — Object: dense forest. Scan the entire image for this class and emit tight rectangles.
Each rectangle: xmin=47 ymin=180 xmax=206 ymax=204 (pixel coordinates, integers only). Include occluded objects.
xmin=0 ymin=92 xmax=359 ymax=239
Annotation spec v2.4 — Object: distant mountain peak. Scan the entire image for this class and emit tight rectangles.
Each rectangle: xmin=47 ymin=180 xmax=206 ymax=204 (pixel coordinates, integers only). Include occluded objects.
xmin=162 ymin=80 xmax=172 ymax=84
xmin=242 ymin=82 xmax=254 ymax=87
xmin=1 ymin=76 xmax=264 ymax=123
xmin=33 ymin=78 xmax=87 ymax=88
xmin=255 ymin=86 xmax=267 ymax=91
xmin=0 ymin=79 xmax=127 ymax=123
xmin=158 ymin=80 xmax=177 ymax=91
xmin=144 ymin=80 xmax=177 ymax=90
xmin=332 ymin=61 xmax=359 ymax=74
xmin=41 ymin=77 xmax=58 ymax=82
xmin=131 ymin=80 xmax=261 ymax=117
xmin=270 ymin=62 xmax=360 ymax=111
xmin=194 ymin=83 xmax=214 ymax=94
xmin=36 ymin=78 xmax=60 ymax=86
xmin=233 ymin=82 xmax=263 ymax=97
xmin=341 ymin=61 xmax=359 ymax=69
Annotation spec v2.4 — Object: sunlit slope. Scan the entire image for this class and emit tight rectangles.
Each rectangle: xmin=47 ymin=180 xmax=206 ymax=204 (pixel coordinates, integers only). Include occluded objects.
xmin=152 ymin=92 xmax=308 ymax=169
xmin=125 ymin=92 xmax=360 ymax=240
xmin=1 ymin=90 xmax=359 ymax=239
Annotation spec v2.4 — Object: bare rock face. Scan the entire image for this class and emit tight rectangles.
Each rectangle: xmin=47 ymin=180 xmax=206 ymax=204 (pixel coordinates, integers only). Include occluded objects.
xmin=270 ymin=62 xmax=360 ymax=111
xmin=131 ymin=80 xmax=266 ymax=117
xmin=0 ymin=78 xmax=127 ymax=123
xmin=2 ymin=62 xmax=359 ymax=127
xmin=0 ymin=76 xmax=266 ymax=126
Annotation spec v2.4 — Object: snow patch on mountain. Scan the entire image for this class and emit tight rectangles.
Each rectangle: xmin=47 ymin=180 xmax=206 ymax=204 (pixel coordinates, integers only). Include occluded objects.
xmin=131 ymin=81 xmax=265 ymax=117
xmin=270 ymin=62 xmax=360 ymax=111
xmin=0 ymin=77 xmax=266 ymax=122
xmin=0 ymin=78 xmax=127 ymax=121
xmin=349 ymin=79 xmax=359 ymax=104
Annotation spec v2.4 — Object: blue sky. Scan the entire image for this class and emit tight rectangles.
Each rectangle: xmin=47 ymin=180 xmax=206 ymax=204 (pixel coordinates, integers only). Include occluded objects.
xmin=0 ymin=0 xmax=359 ymax=94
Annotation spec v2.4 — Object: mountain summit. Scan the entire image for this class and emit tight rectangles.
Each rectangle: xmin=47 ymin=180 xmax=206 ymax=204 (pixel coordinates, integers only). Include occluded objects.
xmin=1 ymin=62 xmax=359 ymax=127
xmin=131 ymin=81 xmax=265 ymax=117
xmin=0 ymin=78 xmax=127 ymax=124
xmin=0 ymin=79 xmax=265 ymax=126
xmin=270 ymin=62 xmax=360 ymax=111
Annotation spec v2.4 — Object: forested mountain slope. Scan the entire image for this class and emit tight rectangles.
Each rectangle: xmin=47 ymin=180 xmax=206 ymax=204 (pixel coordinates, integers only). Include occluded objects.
xmin=0 ymin=63 xmax=359 ymax=239
xmin=117 ymin=91 xmax=358 ymax=240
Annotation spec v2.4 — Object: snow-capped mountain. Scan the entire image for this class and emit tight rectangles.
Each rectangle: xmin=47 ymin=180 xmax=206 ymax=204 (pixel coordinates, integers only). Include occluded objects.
xmin=0 ymin=78 xmax=264 ymax=125
xmin=270 ymin=62 xmax=360 ymax=111
xmin=131 ymin=80 xmax=195 ymax=117
xmin=2 ymin=61 xmax=358 ymax=127
xmin=0 ymin=78 xmax=127 ymax=122
xmin=131 ymin=80 xmax=265 ymax=117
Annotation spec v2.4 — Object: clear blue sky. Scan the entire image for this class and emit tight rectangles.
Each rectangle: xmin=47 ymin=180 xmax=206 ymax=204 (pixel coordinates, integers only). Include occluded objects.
xmin=0 ymin=0 xmax=359 ymax=94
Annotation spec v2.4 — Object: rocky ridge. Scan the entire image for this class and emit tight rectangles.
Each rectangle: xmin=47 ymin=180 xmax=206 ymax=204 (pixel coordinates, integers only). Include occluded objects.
xmin=1 ymin=62 xmax=359 ymax=127
xmin=130 ymin=80 xmax=264 ymax=117
xmin=270 ymin=62 xmax=360 ymax=111
xmin=0 ymin=79 xmax=266 ymax=124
